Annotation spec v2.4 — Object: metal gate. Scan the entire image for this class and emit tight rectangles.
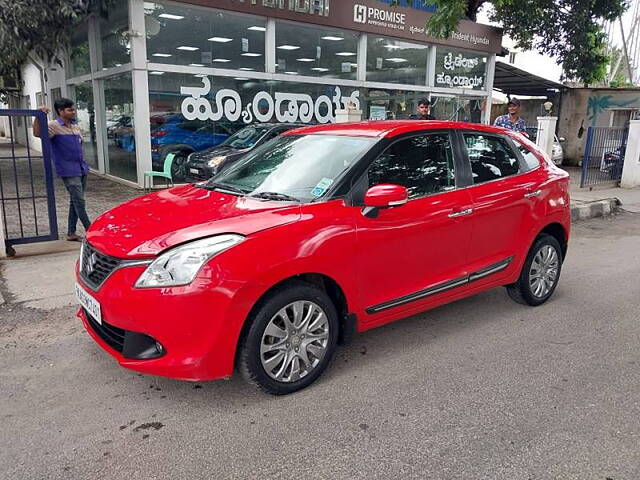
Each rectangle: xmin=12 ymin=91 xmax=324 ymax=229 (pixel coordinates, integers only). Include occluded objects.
xmin=580 ymin=126 xmax=628 ymax=188
xmin=0 ymin=109 xmax=58 ymax=255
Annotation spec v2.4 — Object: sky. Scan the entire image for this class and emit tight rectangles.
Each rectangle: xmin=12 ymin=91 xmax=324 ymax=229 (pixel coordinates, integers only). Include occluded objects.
xmin=476 ymin=0 xmax=640 ymax=84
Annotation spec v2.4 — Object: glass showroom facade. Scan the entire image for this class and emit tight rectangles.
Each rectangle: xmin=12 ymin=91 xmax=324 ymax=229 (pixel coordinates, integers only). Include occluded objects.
xmin=57 ymin=0 xmax=501 ymax=187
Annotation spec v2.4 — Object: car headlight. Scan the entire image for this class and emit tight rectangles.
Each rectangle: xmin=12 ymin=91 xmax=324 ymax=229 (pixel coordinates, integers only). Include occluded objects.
xmin=134 ymin=234 xmax=245 ymax=288
xmin=208 ymin=156 xmax=227 ymax=168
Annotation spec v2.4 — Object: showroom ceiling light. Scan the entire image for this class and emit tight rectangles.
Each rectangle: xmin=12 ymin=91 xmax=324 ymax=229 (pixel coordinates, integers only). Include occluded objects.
xmin=296 ymin=58 xmax=315 ymax=62
xmin=335 ymin=52 xmax=356 ymax=56
xmin=277 ymin=45 xmax=300 ymax=50
xmin=321 ymin=36 xmax=343 ymax=41
xmin=150 ymin=71 xmax=165 ymax=75
xmin=239 ymin=67 xmax=255 ymax=71
xmin=158 ymin=13 xmax=184 ymax=20
xmin=208 ymin=37 xmax=233 ymax=43
xmin=311 ymin=67 xmax=329 ymax=72
xmin=248 ymin=26 xmax=266 ymax=31
xmin=152 ymin=53 xmax=172 ymax=57
xmin=212 ymin=58 xmax=231 ymax=62
xmin=177 ymin=46 xmax=199 ymax=51
xmin=241 ymin=53 xmax=262 ymax=57
xmin=189 ymin=63 xmax=205 ymax=67
xmin=284 ymin=71 xmax=298 ymax=75
xmin=386 ymin=58 xmax=408 ymax=63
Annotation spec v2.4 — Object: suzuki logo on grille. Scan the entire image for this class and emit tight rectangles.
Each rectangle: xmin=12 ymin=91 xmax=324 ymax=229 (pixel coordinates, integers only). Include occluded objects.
xmin=85 ymin=253 xmax=98 ymax=275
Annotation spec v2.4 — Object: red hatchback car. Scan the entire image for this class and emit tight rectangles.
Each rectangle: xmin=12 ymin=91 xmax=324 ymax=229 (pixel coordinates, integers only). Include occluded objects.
xmin=76 ymin=121 xmax=570 ymax=395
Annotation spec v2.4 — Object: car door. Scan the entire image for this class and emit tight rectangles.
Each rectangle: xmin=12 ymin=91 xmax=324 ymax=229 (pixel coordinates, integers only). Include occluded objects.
xmin=460 ymin=131 xmax=543 ymax=279
xmin=353 ymin=131 xmax=474 ymax=321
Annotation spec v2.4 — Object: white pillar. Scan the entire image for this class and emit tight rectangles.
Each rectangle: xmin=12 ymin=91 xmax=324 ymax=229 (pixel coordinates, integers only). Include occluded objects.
xmin=621 ymin=120 xmax=640 ymax=188
xmin=335 ymin=109 xmax=363 ymax=123
xmin=536 ymin=116 xmax=558 ymax=158
xmin=129 ymin=0 xmax=152 ymax=187
xmin=483 ymin=54 xmax=496 ymax=124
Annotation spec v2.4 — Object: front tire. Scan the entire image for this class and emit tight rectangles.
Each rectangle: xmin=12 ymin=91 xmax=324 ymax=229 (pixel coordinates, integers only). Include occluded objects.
xmin=507 ymin=234 xmax=563 ymax=306
xmin=238 ymin=281 xmax=339 ymax=395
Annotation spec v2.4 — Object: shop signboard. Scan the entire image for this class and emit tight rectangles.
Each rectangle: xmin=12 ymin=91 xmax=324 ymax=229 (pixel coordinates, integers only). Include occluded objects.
xmin=435 ymin=48 xmax=486 ymax=90
xmin=180 ymin=76 xmax=361 ymax=124
xmin=188 ymin=0 xmax=502 ymax=54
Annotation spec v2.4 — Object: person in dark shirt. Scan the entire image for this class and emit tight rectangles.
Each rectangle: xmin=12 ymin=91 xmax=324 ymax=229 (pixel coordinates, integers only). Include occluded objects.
xmin=33 ymin=98 xmax=91 ymax=241
xmin=409 ymin=98 xmax=436 ymax=120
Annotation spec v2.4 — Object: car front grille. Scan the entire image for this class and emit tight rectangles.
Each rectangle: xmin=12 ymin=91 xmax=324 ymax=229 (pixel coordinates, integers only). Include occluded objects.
xmin=83 ymin=308 xmax=165 ymax=360
xmin=80 ymin=242 xmax=122 ymax=290
xmin=84 ymin=308 xmax=126 ymax=353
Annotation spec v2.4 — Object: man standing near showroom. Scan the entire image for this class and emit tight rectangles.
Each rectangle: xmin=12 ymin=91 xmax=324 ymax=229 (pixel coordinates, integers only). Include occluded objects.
xmin=409 ymin=98 xmax=436 ymax=120
xmin=494 ymin=97 xmax=527 ymax=133
xmin=33 ymin=98 xmax=91 ymax=241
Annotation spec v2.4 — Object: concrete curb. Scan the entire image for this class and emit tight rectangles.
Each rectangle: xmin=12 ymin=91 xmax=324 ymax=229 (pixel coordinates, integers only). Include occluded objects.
xmin=571 ymin=198 xmax=621 ymax=222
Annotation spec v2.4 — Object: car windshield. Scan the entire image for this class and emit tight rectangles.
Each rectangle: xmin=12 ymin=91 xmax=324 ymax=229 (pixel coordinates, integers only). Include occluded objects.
xmin=221 ymin=126 xmax=271 ymax=149
xmin=206 ymin=134 xmax=377 ymax=202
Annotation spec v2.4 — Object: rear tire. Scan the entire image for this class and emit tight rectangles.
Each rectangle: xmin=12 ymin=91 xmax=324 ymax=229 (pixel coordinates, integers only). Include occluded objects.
xmin=506 ymin=234 xmax=563 ymax=306
xmin=238 ymin=281 xmax=339 ymax=395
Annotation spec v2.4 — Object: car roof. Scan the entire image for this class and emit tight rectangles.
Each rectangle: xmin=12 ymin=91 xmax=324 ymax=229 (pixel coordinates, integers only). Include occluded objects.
xmin=283 ymin=120 xmax=517 ymax=139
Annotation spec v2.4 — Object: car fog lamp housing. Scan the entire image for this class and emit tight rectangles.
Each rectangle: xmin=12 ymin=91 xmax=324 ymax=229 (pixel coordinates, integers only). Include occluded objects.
xmin=208 ymin=156 xmax=227 ymax=168
xmin=135 ymin=234 xmax=245 ymax=288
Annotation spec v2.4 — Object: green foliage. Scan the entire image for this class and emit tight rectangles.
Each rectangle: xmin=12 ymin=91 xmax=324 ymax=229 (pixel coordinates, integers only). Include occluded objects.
xmin=397 ymin=0 xmax=629 ymax=84
xmin=0 ymin=0 xmax=111 ymax=96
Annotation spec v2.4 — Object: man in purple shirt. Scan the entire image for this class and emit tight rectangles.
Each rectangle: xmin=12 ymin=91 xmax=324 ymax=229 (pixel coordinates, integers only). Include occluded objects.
xmin=493 ymin=97 xmax=527 ymax=133
xmin=33 ymin=98 xmax=91 ymax=241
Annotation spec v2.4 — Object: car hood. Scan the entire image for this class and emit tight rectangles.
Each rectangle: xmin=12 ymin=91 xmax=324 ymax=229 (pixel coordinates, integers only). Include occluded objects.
xmin=189 ymin=145 xmax=248 ymax=163
xmin=86 ymin=184 xmax=301 ymax=258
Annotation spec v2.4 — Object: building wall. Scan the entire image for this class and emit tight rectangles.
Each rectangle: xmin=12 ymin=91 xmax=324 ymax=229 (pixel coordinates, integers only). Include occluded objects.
xmin=557 ymin=88 xmax=640 ymax=165
xmin=19 ymin=62 xmax=45 ymax=152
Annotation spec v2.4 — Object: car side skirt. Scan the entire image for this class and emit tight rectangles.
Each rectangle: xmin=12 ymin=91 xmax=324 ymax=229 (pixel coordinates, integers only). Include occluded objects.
xmin=365 ymin=256 xmax=514 ymax=315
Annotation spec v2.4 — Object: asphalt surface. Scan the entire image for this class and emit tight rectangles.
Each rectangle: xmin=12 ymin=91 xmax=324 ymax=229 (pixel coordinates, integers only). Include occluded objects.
xmin=1 ymin=213 xmax=639 ymax=480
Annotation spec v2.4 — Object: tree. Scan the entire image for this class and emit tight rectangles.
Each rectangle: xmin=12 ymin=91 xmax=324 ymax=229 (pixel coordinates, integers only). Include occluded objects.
xmin=0 ymin=0 xmax=110 ymax=98
xmin=395 ymin=0 xmax=629 ymax=84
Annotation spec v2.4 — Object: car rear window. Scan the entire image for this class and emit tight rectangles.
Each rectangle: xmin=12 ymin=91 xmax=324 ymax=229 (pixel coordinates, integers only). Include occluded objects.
xmin=463 ymin=134 xmax=521 ymax=184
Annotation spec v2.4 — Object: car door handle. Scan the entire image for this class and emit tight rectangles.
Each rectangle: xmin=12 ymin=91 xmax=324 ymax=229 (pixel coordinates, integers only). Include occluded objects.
xmin=448 ymin=208 xmax=473 ymax=218
xmin=524 ymin=189 xmax=542 ymax=199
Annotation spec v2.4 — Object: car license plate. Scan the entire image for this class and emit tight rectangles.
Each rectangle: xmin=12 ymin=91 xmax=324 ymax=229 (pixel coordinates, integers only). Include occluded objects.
xmin=75 ymin=282 xmax=102 ymax=325
xmin=189 ymin=168 xmax=199 ymax=174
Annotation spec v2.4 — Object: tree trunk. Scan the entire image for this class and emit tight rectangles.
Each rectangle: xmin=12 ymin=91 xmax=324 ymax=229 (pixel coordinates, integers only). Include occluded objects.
xmin=466 ymin=0 xmax=486 ymax=21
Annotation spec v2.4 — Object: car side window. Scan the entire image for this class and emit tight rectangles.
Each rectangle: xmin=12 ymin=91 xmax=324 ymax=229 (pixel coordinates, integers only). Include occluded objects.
xmin=463 ymin=134 xmax=520 ymax=184
xmin=367 ymin=133 xmax=456 ymax=200
xmin=515 ymin=142 xmax=540 ymax=170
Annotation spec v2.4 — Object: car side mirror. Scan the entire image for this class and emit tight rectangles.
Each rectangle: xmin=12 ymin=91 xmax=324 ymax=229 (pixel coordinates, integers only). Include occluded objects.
xmin=362 ymin=184 xmax=408 ymax=218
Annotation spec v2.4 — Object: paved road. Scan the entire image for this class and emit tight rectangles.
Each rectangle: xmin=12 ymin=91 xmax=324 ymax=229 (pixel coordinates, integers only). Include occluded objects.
xmin=1 ymin=213 xmax=639 ymax=480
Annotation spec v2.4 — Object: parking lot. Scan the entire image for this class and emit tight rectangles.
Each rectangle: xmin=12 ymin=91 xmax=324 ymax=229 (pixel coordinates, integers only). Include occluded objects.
xmin=1 ymin=213 xmax=639 ymax=479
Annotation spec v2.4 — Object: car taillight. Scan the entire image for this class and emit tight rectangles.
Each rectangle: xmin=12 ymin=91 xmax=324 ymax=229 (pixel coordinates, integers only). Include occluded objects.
xmin=151 ymin=130 xmax=167 ymax=137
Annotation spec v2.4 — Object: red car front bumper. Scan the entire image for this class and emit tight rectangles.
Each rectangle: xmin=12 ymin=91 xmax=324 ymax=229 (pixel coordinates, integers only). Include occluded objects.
xmin=76 ymin=262 xmax=251 ymax=381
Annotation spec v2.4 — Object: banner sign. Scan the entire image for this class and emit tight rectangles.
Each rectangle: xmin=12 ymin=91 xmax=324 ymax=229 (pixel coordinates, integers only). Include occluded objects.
xmin=180 ymin=77 xmax=361 ymax=124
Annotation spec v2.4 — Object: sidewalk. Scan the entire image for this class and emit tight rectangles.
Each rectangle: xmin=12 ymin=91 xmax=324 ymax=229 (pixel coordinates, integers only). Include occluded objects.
xmin=565 ymin=166 xmax=640 ymax=219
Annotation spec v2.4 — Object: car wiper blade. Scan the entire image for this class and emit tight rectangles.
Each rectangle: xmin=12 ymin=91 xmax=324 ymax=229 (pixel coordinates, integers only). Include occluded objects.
xmin=250 ymin=191 xmax=300 ymax=202
xmin=199 ymin=182 xmax=247 ymax=195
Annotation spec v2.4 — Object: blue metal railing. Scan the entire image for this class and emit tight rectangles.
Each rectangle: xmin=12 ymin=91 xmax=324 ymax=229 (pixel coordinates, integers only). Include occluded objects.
xmin=0 ymin=109 xmax=58 ymax=255
xmin=580 ymin=126 xmax=628 ymax=188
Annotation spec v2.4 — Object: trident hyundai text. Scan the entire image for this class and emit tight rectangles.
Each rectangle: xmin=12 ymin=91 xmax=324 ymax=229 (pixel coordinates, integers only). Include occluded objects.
xmin=76 ymin=121 xmax=570 ymax=395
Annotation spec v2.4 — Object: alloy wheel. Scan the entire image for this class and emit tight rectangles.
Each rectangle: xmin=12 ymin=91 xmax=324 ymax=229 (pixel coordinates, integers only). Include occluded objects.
xmin=260 ymin=300 xmax=330 ymax=383
xmin=528 ymin=245 xmax=559 ymax=298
